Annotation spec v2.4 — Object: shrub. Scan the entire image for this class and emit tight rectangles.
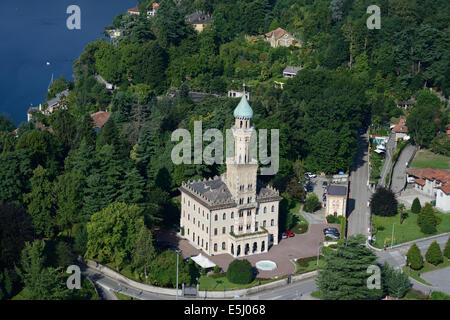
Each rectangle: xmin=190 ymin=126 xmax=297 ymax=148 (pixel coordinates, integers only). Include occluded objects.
xmin=417 ymin=203 xmax=437 ymax=234
xmin=425 ymin=241 xmax=443 ymax=266
xmin=444 ymin=237 xmax=450 ymax=259
xmin=430 ymin=291 xmax=450 ymax=300
xmin=226 ymin=259 xmax=254 ymax=284
xmin=213 ymin=265 xmax=220 ymax=274
xmin=370 ymin=187 xmax=398 ymax=217
xmin=326 ymin=215 xmax=338 ymax=224
xmin=304 ymin=193 xmax=321 ymax=213
xmin=411 ymin=198 xmax=421 ymax=214
xmin=407 ymin=243 xmax=423 ymax=270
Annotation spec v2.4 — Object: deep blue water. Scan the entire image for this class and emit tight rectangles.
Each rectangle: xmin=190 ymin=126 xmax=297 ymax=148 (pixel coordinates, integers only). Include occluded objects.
xmin=0 ymin=0 xmax=136 ymax=126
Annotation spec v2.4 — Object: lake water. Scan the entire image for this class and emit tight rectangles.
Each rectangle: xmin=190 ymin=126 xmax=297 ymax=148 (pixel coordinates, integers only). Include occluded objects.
xmin=0 ymin=0 xmax=136 ymax=125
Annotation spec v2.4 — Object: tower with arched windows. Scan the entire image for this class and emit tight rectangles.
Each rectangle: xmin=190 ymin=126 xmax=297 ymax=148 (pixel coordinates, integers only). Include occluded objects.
xmin=179 ymin=94 xmax=282 ymax=258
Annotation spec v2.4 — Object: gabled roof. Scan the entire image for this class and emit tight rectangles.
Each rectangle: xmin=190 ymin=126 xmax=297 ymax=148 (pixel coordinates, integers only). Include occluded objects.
xmin=90 ymin=111 xmax=111 ymax=129
xmin=283 ymin=66 xmax=302 ymax=74
xmin=265 ymin=27 xmax=292 ymax=41
xmin=186 ymin=11 xmax=212 ymax=24
xmin=47 ymin=89 xmax=69 ymax=107
xmin=392 ymin=118 xmax=408 ymax=133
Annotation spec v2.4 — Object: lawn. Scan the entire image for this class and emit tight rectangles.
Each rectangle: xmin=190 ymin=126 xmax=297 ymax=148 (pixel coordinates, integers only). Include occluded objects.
xmin=410 ymin=149 xmax=450 ymax=170
xmin=294 ymin=256 xmax=324 ymax=274
xmin=290 ymin=200 xmax=309 ymax=234
xmin=372 ymin=210 xmax=450 ymax=248
xmin=198 ymin=274 xmax=276 ymax=291
xmin=402 ymin=259 xmax=450 ymax=286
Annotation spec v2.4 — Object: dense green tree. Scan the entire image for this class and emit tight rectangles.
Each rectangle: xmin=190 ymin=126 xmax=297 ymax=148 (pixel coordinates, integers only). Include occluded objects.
xmin=24 ymin=166 xmax=57 ymax=238
xmin=0 ymin=269 xmax=13 ymax=300
xmin=370 ymin=187 xmax=398 ymax=217
xmin=425 ymin=240 xmax=443 ymax=266
xmin=153 ymin=0 xmax=189 ymax=48
xmin=226 ymin=259 xmax=254 ymax=285
xmin=0 ymin=150 xmax=32 ymax=204
xmin=406 ymin=243 xmax=423 ymax=270
xmin=16 ymin=240 xmax=70 ymax=300
xmin=55 ymin=241 xmax=74 ymax=268
xmin=303 ymin=193 xmax=321 ymax=213
xmin=132 ymin=226 xmax=156 ymax=280
xmin=147 ymin=250 xmax=197 ymax=288
xmin=73 ymin=223 xmax=88 ymax=255
xmin=381 ymin=262 xmax=410 ymax=299
xmin=85 ymin=202 xmax=144 ymax=269
xmin=54 ymin=172 xmax=84 ymax=237
xmin=117 ymin=167 xmax=146 ymax=205
xmin=0 ymin=115 xmax=15 ymax=132
xmin=411 ymin=197 xmax=422 ymax=214
xmin=75 ymin=114 xmax=96 ymax=147
xmin=417 ymin=203 xmax=438 ymax=234
xmin=0 ymin=203 xmax=34 ymax=270
xmin=316 ymin=235 xmax=383 ymax=300
xmin=444 ymin=237 xmax=450 ymax=259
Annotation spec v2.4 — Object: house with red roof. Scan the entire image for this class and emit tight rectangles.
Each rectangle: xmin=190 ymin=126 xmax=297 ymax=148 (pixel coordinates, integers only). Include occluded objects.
xmin=90 ymin=111 xmax=111 ymax=133
xmin=407 ymin=168 xmax=450 ymax=212
xmin=265 ymin=27 xmax=302 ymax=48
xmin=392 ymin=118 xmax=409 ymax=141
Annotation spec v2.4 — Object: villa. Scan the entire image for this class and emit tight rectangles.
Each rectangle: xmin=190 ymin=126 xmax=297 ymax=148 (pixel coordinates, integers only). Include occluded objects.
xmin=179 ymin=95 xmax=282 ymax=258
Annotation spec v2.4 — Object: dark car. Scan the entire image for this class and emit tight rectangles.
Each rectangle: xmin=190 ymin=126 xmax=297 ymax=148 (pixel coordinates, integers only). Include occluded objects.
xmin=325 ymin=232 xmax=340 ymax=240
xmin=322 ymin=181 xmax=328 ymax=188
xmin=323 ymin=227 xmax=339 ymax=235
xmin=306 ymin=183 xmax=313 ymax=192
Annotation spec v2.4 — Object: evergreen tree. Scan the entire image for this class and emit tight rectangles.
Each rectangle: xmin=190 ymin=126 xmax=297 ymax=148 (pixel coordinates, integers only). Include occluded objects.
xmin=406 ymin=243 xmax=423 ymax=270
xmin=117 ymin=167 xmax=146 ymax=205
xmin=132 ymin=226 xmax=156 ymax=280
xmin=381 ymin=262 xmax=410 ymax=299
xmin=444 ymin=237 xmax=450 ymax=259
xmin=75 ymin=114 xmax=96 ymax=147
xmin=411 ymin=197 xmax=421 ymax=214
xmin=370 ymin=187 xmax=398 ymax=217
xmin=135 ymin=124 xmax=159 ymax=176
xmin=96 ymin=117 xmax=119 ymax=150
xmin=417 ymin=203 xmax=437 ymax=234
xmin=24 ymin=166 xmax=57 ymax=238
xmin=425 ymin=241 xmax=443 ymax=266
xmin=316 ymin=235 xmax=383 ymax=300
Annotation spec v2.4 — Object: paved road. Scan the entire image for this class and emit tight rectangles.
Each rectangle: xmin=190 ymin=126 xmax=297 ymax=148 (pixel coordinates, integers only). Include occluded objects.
xmin=390 ymin=144 xmax=416 ymax=194
xmin=245 ymin=277 xmax=318 ymax=300
xmin=348 ymin=132 xmax=371 ymax=238
xmin=378 ymin=134 xmax=396 ymax=188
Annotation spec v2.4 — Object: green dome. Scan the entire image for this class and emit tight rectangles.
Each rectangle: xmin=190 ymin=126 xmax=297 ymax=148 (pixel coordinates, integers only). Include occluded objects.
xmin=233 ymin=95 xmax=253 ymax=119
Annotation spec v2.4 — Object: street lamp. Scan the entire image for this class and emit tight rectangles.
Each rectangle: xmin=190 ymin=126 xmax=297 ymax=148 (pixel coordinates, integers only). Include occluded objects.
xmin=175 ymin=249 xmax=181 ymax=300
xmin=391 ymin=222 xmax=396 ymax=249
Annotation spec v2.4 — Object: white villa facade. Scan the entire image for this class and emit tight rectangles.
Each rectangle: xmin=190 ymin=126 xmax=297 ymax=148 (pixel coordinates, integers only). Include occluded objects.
xmin=179 ymin=95 xmax=282 ymax=257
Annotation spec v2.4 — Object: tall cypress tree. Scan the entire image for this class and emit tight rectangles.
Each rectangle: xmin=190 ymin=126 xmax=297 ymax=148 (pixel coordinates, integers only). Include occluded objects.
xmin=406 ymin=243 xmax=423 ymax=270
xmin=425 ymin=241 xmax=443 ymax=266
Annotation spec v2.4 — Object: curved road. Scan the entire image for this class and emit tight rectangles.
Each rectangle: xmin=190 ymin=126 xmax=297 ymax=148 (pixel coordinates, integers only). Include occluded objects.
xmin=390 ymin=144 xmax=416 ymax=194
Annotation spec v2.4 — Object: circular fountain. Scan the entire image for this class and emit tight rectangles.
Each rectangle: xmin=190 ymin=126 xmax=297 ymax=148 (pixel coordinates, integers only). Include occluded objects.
xmin=255 ymin=260 xmax=277 ymax=271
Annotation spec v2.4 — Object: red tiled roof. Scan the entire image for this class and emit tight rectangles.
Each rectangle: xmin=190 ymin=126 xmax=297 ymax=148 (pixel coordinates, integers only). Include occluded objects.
xmin=414 ymin=178 xmax=426 ymax=186
xmin=392 ymin=118 xmax=408 ymax=133
xmin=90 ymin=111 xmax=111 ymax=128
xmin=128 ymin=7 xmax=139 ymax=13
xmin=439 ymin=184 xmax=450 ymax=195
xmin=266 ymin=27 xmax=290 ymax=41
xmin=153 ymin=2 xmax=159 ymax=9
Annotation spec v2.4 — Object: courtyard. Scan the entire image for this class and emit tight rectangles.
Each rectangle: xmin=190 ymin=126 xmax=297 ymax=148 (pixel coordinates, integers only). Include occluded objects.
xmin=155 ymin=223 xmax=335 ymax=278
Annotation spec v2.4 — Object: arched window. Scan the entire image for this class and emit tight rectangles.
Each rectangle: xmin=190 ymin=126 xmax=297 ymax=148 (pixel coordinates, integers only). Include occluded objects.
xmin=215 ymin=214 xmax=218 ymax=221
xmin=231 ymin=212 xmax=234 ymax=219
xmin=222 ymin=242 xmax=226 ymax=250
xmin=271 ymin=205 xmax=274 ymax=212
xmin=214 ymin=243 xmax=217 ymax=252
xmin=223 ymin=213 xmax=226 ymax=220
xmin=271 ymin=219 xmax=274 ymax=226
xmin=264 ymin=207 xmax=267 ymax=213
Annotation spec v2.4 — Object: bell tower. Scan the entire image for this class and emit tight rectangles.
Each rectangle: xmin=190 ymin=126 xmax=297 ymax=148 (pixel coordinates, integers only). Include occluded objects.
xmin=224 ymin=89 xmax=258 ymax=204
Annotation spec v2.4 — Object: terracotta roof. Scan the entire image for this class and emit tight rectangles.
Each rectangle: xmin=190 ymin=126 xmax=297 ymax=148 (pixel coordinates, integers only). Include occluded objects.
xmin=152 ymin=2 xmax=159 ymax=9
xmin=407 ymin=168 xmax=450 ymax=184
xmin=414 ymin=178 xmax=426 ymax=186
xmin=439 ymin=184 xmax=450 ymax=195
xmin=266 ymin=27 xmax=290 ymax=41
xmin=90 ymin=111 xmax=111 ymax=128
xmin=128 ymin=7 xmax=140 ymax=13
xmin=392 ymin=118 xmax=408 ymax=133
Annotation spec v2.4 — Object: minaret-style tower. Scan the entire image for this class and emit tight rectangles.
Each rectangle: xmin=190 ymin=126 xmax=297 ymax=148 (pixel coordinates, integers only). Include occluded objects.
xmin=224 ymin=91 xmax=258 ymax=205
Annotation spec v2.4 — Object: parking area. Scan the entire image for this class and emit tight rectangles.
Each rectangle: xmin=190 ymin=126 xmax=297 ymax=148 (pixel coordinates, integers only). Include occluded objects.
xmin=155 ymin=223 xmax=339 ymax=278
xmin=397 ymin=187 xmax=434 ymax=210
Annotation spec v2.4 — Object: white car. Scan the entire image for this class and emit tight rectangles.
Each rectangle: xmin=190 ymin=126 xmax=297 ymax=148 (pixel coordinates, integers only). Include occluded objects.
xmin=305 ymin=172 xmax=317 ymax=178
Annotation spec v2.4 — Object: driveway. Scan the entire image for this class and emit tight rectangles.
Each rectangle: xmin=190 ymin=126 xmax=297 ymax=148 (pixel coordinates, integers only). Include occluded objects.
xmin=397 ymin=187 xmax=434 ymax=210
xmin=156 ymin=224 xmax=335 ymax=278
xmin=390 ymin=144 xmax=416 ymax=194
xmin=421 ymin=267 xmax=450 ymax=294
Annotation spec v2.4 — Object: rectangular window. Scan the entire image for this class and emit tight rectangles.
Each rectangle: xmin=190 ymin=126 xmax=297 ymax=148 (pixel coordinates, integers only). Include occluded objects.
xmin=214 ymin=228 xmax=217 ymax=236
xmin=222 ymin=227 xmax=226 ymax=234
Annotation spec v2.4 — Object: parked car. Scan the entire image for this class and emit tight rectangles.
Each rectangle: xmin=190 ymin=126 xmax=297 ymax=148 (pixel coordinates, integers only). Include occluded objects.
xmin=305 ymin=172 xmax=317 ymax=179
xmin=325 ymin=232 xmax=340 ymax=240
xmin=306 ymin=183 xmax=313 ymax=192
xmin=323 ymin=227 xmax=339 ymax=235
xmin=282 ymin=231 xmax=295 ymax=238
xmin=322 ymin=181 xmax=328 ymax=188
